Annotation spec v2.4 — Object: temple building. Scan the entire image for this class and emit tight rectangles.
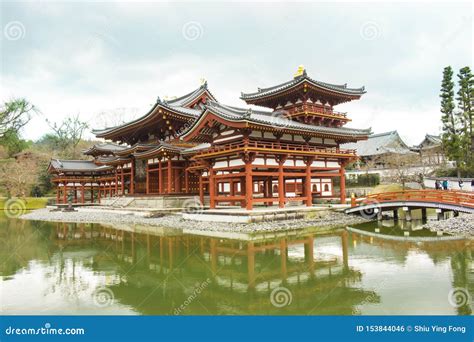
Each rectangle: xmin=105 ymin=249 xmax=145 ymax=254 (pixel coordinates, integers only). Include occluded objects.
xmin=413 ymin=134 xmax=446 ymax=165
xmin=48 ymin=67 xmax=370 ymax=209
xmin=342 ymin=131 xmax=414 ymax=169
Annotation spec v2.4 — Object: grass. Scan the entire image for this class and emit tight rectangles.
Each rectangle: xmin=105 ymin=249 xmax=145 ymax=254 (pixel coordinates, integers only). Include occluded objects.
xmin=0 ymin=197 xmax=50 ymax=210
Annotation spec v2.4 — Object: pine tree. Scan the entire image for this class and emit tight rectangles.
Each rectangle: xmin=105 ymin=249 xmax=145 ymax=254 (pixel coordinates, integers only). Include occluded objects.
xmin=456 ymin=66 xmax=474 ymax=170
xmin=440 ymin=66 xmax=461 ymax=174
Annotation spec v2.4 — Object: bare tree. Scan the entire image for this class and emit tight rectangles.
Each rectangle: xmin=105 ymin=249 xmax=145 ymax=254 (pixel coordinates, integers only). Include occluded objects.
xmin=0 ymin=157 xmax=38 ymax=197
xmin=46 ymin=115 xmax=89 ymax=158
xmin=0 ymin=98 xmax=36 ymax=138
xmin=93 ymin=107 xmax=139 ymax=129
xmin=379 ymin=153 xmax=428 ymax=189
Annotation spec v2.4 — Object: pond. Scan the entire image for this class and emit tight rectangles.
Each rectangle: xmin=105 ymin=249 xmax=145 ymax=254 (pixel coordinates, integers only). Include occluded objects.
xmin=0 ymin=215 xmax=472 ymax=315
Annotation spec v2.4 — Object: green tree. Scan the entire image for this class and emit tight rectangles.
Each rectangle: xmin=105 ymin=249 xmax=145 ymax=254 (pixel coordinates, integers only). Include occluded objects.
xmin=0 ymin=130 xmax=30 ymax=157
xmin=0 ymin=98 xmax=36 ymax=138
xmin=456 ymin=66 xmax=474 ymax=170
xmin=440 ymin=66 xmax=462 ymax=176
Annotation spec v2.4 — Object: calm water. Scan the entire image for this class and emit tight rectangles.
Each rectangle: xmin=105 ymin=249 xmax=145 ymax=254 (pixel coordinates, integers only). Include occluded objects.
xmin=0 ymin=214 xmax=472 ymax=315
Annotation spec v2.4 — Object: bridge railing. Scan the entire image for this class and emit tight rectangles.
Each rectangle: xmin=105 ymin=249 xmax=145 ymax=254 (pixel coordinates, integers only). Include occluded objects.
xmin=359 ymin=190 xmax=474 ymax=208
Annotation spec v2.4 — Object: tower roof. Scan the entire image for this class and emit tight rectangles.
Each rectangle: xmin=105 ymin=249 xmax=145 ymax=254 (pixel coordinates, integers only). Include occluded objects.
xmin=241 ymin=68 xmax=365 ymax=107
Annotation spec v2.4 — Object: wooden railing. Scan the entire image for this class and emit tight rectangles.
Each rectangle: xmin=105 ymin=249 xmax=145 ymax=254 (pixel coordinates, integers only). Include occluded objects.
xmin=361 ymin=190 xmax=474 ymax=208
xmin=284 ymin=103 xmax=348 ymax=119
xmin=193 ymin=140 xmax=357 ymax=157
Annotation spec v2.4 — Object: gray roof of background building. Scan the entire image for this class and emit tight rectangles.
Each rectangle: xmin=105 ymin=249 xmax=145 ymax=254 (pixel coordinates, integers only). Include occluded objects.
xmin=341 ymin=131 xmax=412 ymax=156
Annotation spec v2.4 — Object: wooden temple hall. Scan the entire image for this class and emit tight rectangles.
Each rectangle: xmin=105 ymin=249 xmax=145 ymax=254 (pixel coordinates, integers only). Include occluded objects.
xmin=48 ymin=67 xmax=370 ymax=210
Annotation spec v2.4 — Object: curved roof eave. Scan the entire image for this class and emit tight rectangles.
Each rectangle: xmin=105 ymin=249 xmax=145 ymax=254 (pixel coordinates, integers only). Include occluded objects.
xmin=92 ymin=101 xmax=200 ymax=138
xmin=240 ymin=75 xmax=366 ymax=101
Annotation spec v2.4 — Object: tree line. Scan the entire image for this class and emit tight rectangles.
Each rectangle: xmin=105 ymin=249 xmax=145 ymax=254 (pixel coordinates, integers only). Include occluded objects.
xmin=440 ymin=66 xmax=473 ymax=177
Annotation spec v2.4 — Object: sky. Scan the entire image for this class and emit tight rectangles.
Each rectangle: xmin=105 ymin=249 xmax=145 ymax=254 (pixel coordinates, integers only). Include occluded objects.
xmin=0 ymin=1 xmax=472 ymax=145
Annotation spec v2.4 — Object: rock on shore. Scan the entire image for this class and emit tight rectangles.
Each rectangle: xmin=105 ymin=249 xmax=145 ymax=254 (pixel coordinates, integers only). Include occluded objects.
xmin=21 ymin=208 xmax=370 ymax=233
xmin=423 ymin=214 xmax=474 ymax=237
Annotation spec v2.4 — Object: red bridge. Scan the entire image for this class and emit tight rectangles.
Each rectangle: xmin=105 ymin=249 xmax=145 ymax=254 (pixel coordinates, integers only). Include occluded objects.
xmin=345 ymin=190 xmax=474 ymax=219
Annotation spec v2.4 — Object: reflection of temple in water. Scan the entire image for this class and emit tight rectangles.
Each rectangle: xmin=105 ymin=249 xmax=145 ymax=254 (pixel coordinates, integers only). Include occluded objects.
xmin=52 ymin=223 xmax=378 ymax=315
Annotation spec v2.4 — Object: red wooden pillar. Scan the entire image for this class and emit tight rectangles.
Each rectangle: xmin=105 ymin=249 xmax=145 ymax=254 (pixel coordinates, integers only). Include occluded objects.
xmin=56 ymin=184 xmax=60 ymax=204
xmin=80 ymin=183 xmax=85 ymax=204
xmin=305 ymin=161 xmax=313 ymax=207
xmin=145 ymin=162 xmax=149 ymax=195
xmin=245 ymin=161 xmax=253 ymax=210
xmin=109 ymin=181 xmax=113 ymax=197
xmin=90 ymin=184 xmax=94 ymax=203
xmin=167 ymin=158 xmax=172 ymax=194
xmin=340 ymin=167 xmax=346 ymax=204
xmin=115 ymin=172 xmax=118 ymax=195
xmin=130 ymin=160 xmax=135 ymax=195
xmin=63 ymin=181 xmax=67 ymax=204
xmin=184 ymin=162 xmax=189 ymax=194
xmin=119 ymin=168 xmax=123 ymax=195
xmin=158 ymin=160 xmax=163 ymax=194
xmin=209 ymin=166 xmax=216 ymax=209
xmin=98 ymin=181 xmax=101 ymax=203
xmin=199 ymin=173 xmax=204 ymax=206
xmin=73 ymin=186 xmax=78 ymax=203
xmin=278 ymin=162 xmax=285 ymax=208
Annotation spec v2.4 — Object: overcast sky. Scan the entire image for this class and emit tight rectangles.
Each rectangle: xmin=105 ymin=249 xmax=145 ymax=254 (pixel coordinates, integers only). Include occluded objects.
xmin=1 ymin=1 xmax=472 ymax=145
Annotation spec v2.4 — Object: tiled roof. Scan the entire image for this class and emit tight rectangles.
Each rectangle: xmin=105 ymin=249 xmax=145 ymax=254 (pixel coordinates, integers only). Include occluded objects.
xmin=133 ymin=141 xmax=186 ymax=158
xmin=91 ymin=85 xmax=208 ymax=137
xmin=341 ymin=131 xmax=412 ymax=156
xmin=241 ymin=71 xmax=366 ymax=100
xmin=181 ymin=101 xmax=370 ymax=138
xmin=165 ymin=81 xmax=217 ymax=107
xmin=83 ymin=142 xmax=128 ymax=155
xmin=49 ymin=159 xmax=112 ymax=172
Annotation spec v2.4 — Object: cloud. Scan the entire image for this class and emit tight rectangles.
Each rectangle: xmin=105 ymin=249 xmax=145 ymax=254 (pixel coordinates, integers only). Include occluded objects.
xmin=0 ymin=1 xmax=472 ymax=145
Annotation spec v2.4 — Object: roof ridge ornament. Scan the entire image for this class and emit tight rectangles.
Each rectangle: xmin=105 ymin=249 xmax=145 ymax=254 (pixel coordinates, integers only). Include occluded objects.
xmin=294 ymin=65 xmax=306 ymax=79
xmin=243 ymin=108 xmax=252 ymax=119
xmin=156 ymin=96 xmax=162 ymax=103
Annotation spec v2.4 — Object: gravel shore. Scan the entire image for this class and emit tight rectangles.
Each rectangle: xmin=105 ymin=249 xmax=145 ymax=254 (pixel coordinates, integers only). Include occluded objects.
xmin=21 ymin=208 xmax=370 ymax=233
xmin=423 ymin=214 xmax=474 ymax=237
